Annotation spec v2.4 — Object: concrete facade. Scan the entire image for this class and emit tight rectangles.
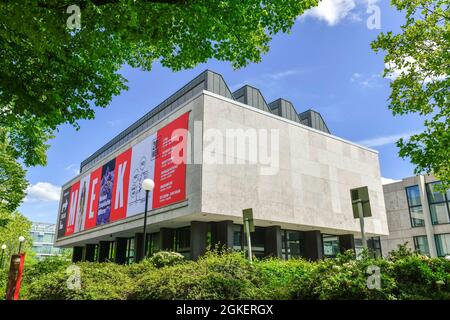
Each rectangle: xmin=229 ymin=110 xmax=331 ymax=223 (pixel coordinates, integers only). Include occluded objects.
xmin=381 ymin=175 xmax=450 ymax=257
xmin=55 ymin=70 xmax=388 ymax=262
xmin=198 ymin=93 xmax=388 ymax=236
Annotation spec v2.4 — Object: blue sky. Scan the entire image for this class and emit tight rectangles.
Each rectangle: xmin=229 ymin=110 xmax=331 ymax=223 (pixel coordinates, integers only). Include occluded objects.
xmin=20 ymin=0 xmax=424 ymax=223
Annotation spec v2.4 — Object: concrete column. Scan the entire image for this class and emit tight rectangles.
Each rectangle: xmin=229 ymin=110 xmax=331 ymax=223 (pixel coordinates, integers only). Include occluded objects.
xmin=98 ymin=241 xmax=111 ymax=262
xmin=211 ymin=220 xmax=234 ymax=250
xmin=304 ymin=230 xmax=323 ymax=261
xmin=160 ymin=228 xmax=175 ymax=251
xmin=264 ymin=226 xmax=282 ymax=258
xmin=72 ymin=246 xmax=83 ymax=263
xmin=418 ymin=175 xmax=437 ymax=257
xmin=114 ymin=238 xmax=128 ymax=264
xmin=134 ymin=233 xmax=145 ymax=262
xmin=338 ymin=234 xmax=355 ymax=254
xmin=190 ymin=221 xmax=208 ymax=260
xmin=84 ymin=244 xmax=97 ymax=262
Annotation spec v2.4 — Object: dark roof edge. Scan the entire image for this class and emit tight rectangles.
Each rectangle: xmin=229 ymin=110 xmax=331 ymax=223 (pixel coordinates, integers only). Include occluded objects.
xmin=80 ymin=69 xmax=215 ymax=169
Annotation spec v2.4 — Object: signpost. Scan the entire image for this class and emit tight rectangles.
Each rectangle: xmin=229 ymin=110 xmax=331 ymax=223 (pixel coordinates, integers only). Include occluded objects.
xmin=350 ymin=186 xmax=372 ymax=250
xmin=242 ymin=208 xmax=255 ymax=263
xmin=5 ymin=253 xmax=25 ymax=300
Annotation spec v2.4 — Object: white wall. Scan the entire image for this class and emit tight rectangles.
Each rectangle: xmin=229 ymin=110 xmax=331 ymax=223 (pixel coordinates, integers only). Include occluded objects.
xmin=200 ymin=93 xmax=388 ymax=236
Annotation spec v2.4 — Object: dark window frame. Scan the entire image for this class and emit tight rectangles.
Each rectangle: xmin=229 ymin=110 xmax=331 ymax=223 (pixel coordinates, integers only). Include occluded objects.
xmin=413 ymin=235 xmax=430 ymax=256
xmin=426 ymin=182 xmax=450 ymax=225
xmin=281 ymin=230 xmax=304 ymax=260
xmin=434 ymin=233 xmax=450 ymax=257
xmin=405 ymin=185 xmax=425 ymax=227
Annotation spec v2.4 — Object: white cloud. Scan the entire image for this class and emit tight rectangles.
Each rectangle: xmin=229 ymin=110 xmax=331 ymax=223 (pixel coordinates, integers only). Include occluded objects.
xmin=381 ymin=177 xmax=400 ymax=185
xmin=351 ymin=73 xmax=361 ymax=80
xmin=25 ymin=182 xmax=61 ymax=203
xmin=386 ymin=57 xmax=447 ymax=84
xmin=229 ymin=68 xmax=301 ymax=91
xmin=302 ymin=0 xmax=379 ymax=26
xmin=107 ymin=119 xmax=123 ymax=127
xmin=266 ymin=69 xmax=300 ymax=81
xmin=65 ymin=163 xmax=80 ymax=175
xmin=351 ymin=72 xmax=381 ymax=88
xmin=357 ymin=131 xmax=419 ymax=148
xmin=303 ymin=0 xmax=356 ymax=26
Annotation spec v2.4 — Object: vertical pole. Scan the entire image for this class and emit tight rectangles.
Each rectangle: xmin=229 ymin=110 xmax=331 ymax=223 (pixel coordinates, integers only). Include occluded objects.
xmin=245 ymin=219 xmax=252 ymax=264
xmin=357 ymin=201 xmax=367 ymax=249
xmin=142 ymin=190 xmax=149 ymax=261
xmin=0 ymin=250 xmax=4 ymax=269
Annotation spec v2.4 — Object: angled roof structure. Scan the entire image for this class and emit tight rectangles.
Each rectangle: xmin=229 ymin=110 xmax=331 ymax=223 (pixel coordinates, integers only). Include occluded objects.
xmin=80 ymin=70 xmax=331 ymax=172
xmin=299 ymin=109 xmax=331 ymax=134
xmin=232 ymin=85 xmax=271 ymax=113
xmin=268 ymin=98 xmax=301 ymax=123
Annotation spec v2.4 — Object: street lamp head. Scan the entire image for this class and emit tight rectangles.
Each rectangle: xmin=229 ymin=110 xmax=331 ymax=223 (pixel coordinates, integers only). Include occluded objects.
xmin=1 ymin=244 xmax=6 ymax=250
xmin=142 ymin=178 xmax=155 ymax=192
xmin=18 ymin=236 xmax=25 ymax=243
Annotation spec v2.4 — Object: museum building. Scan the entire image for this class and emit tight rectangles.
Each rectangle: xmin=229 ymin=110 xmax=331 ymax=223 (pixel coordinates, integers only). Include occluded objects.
xmin=54 ymin=70 xmax=388 ymax=263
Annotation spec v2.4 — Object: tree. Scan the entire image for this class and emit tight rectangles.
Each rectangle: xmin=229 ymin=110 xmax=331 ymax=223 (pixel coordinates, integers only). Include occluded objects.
xmin=371 ymin=0 xmax=449 ymax=188
xmin=0 ymin=129 xmax=28 ymax=212
xmin=0 ymin=0 xmax=318 ymax=168
xmin=0 ymin=210 xmax=32 ymax=270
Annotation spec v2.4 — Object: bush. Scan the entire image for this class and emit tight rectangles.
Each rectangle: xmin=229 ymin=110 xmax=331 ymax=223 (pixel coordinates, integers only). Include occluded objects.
xmin=255 ymin=257 xmax=314 ymax=299
xmin=294 ymin=250 xmax=397 ymax=300
xmin=20 ymin=247 xmax=450 ymax=300
xmin=16 ymin=255 xmax=72 ymax=299
xmin=27 ymin=262 xmax=134 ymax=300
xmin=147 ymin=251 xmax=185 ymax=268
xmin=130 ymin=251 xmax=264 ymax=299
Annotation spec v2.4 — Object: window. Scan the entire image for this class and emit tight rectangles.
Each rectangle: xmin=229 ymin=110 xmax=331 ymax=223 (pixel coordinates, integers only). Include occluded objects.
xmin=146 ymin=232 xmax=161 ymax=257
xmin=413 ymin=236 xmax=430 ymax=256
xmin=426 ymin=182 xmax=450 ymax=225
xmin=249 ymin=227 xmax=265 ymax=259
xmin=367 ymin=237 xmax=382 ymax=258
xmin=43 ymin=234 xmax=53 ymax=243
xmin=237 ymin=225 xmax=265 ymax=258
xmin=282 ymin=230 xmax=303 ymax=260
xmin=405 ymin=185 xmax=425 ymax=227
xmin=175 ymin=227 xmax=190 ymax=259
xmin=233 ymin=225 xmax=242 ymax=250
xmin=435 ymin=233 xmax=450 ymax=257
xmin=126 ymin=238 xmax=135 ymax=264
xmin=322 ymin=235 xmax=340 ymax=258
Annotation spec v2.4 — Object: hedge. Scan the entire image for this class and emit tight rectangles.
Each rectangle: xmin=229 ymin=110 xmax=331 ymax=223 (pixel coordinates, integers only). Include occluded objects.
xmin=8 ymin=246 xmax=450 ymax=300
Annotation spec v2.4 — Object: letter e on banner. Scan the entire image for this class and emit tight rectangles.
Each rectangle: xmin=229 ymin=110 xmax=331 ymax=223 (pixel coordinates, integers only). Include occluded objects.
xmin=84 ymin=167 xmax=102 ymax=230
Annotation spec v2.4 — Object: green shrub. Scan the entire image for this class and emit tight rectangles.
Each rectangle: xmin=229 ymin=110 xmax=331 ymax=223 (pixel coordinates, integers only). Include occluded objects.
xmin=130 ymin=251 xmax=264 ymax=300
xmin=147 ymin=251 xmax=185 ymax=268
xmin=255 ymin=258 xmax=314 ymax=299
xmin=388 ymin=254 xmax=450 ymax=299
xmin=294 ymin=251 xmax=397 ymax=300
xmin=20 ymin=246 xmax=450 ymax=300
xmin=20 ymin=255 xmax=72 ymax=298
xmin=27 ymin=262 xmax=134 ymax=300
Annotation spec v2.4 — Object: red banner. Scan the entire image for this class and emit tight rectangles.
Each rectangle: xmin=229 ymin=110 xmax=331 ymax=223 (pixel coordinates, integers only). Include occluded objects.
xmin=13 ymin=253 xmax=25 ymax=300
xmin=110 ymin=148 xmax=132 ymax=222
xmin=152 ymin=113 xmax=189 ymax=209
xmin=65 ymin=180 xmax=80 ymax=236
xmin=59 ymin=112 xmax=189 ymax=237
xmin=84 ymin=167 xmax=102 ymax=230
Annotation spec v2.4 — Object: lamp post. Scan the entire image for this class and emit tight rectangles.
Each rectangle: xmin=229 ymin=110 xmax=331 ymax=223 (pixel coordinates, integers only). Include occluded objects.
xmin=18 ymin=236 xmax=25 ymax=254
xmin=1 ymin=244 xmax=6 ymax=269
xmin=141 ymin=179 xmax=155 ymax=261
